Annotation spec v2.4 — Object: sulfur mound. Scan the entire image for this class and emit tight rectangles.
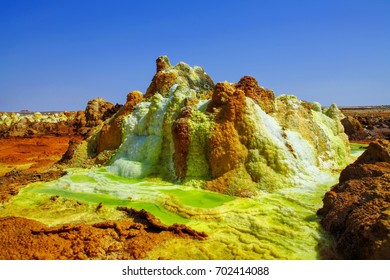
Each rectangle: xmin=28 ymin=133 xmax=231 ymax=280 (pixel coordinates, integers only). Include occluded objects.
xmin=318 ymin=138 xmax=390 ymax=259
xmin=103 ymin=56 xmax=350 ymax=196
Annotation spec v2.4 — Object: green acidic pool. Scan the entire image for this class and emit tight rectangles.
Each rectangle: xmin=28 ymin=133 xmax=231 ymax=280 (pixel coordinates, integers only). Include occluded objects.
xmin=350 ymin=142 xmax=368 ymax=157
xmin=162 ymin=189 xmax=235 ymax=208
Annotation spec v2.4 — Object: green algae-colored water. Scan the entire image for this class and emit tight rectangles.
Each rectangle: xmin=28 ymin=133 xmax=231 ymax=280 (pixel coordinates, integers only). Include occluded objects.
xmin=29 ymin=186 xmax=188 ymax=225
xmin=0 ymin=165 xmax=342 ymax=260
xmin=350 ymin=142 xmax=368 ymax=158
xmin=162 ymin=189 xmax=234 ymax=208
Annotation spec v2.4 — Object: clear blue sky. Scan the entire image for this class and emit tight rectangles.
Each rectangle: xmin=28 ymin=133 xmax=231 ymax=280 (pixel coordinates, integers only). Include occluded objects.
xmin=1 ymin=0 xmax=389 ymax=111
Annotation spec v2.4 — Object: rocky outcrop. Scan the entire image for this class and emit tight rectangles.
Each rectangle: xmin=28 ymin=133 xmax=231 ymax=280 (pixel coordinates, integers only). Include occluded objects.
xmin=172 ymin=106 xmax=192 ymax=181
xmin=235 ymin=76 xmax=275 ymax=114
xmin=58 ymin=137 xmax=84 ymax=164
xmin=55 ymin=92 xmax=144 ymax=168
xmin=341 ymin=116 xmax=367 ymax=141
xmin=0 ymin=98 xmax=123 ymax=175
xmin=318 ymin=138 xmax=390 ymax=259
xmin=0 ymin=208 xmax=206 ymax=260
xmin=205 ymin=82 xmax=256 ymax=196
xmin=340 ymin=106 xmax=390 ymax=141
xmin=0 ymin=111 xmax=86 ymax=138
xmin=202 ymin=80 xmax=349 ymax=195
xmin=97 ymin=91 xmax=143 ymax=153
xmin=85 ymin=97 xmax=120 ymax=127
xmin=117 ymin=207 xmax=207 ymax=240
xmin=0 ymin=169 xmax=66 ymax=203
xmin=0 ymin=98 xmax=121 ymax=139
xmin=145 ymin=56 xmax=214 ymax=100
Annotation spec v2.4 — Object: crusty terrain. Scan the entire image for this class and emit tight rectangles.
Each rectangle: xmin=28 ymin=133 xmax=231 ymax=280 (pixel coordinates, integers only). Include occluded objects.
xmin=318 ymin=139 xmax=390 ymax=259
xmin=0 ymin=208 xmax=207 ymax=260
xmin=0 ymin=136 xmax=74 ymax=202
xmin=340 ymin=106 xmax=390 ymax=142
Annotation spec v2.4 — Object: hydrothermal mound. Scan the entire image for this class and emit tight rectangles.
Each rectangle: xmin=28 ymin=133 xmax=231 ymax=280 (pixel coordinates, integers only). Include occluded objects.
xmin=0 ymin=56 xmax=354 ymax=259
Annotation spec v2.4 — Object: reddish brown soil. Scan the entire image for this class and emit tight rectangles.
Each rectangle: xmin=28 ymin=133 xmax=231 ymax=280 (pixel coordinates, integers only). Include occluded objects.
xmin=0 ymin=136 xmax=78 ymax=202
xmin=0 ymin=136 xmax=75 ymax=175
xmin=0 ymin=208 xmax=207 ymax=260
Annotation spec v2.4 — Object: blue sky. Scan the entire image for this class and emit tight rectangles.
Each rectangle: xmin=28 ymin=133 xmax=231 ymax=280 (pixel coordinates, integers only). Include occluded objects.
xmin=1 ymin=0 xmax=389 ymax=111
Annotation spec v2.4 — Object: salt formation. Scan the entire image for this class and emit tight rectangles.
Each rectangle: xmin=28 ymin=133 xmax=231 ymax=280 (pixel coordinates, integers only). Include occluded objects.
xmin=105 ymin=56 xmax=350 ymax=196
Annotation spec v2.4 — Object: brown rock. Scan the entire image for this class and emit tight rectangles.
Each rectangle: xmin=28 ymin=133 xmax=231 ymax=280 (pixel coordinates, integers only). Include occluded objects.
xmin=0 ymin=169 xmax=66 ymax=203
xmin=145 ymin=56 xmax=214 ymax=100
xmin=156 ymin=55 xmax=172 ymax=72
xmin=355 ymin=138 xmax=390 ymax=164
xmin=7 ymin=118 xmax=30 ymax=137
xmin=97 ymin=121 xmax=122 ymax=153
xmin=97 ymin=91 xmax=143 ymax=153
xmin=318 ymin=139 xmax=390 ymax=259
xmin=123 ymin=90 xmax=144 ymax=115
xmin=85 ymin=97 xmax=118 ymax=127
xmin=144 ymin=57 xmax=177 ymax=99
xmin=58 ymin=137 xmax=84 ymax=164
xmin=117 ymin=207 xmax=208 ymax=240
xmin=236 ymin=76 xmax=275 ymax=113
xmin=208 ymin=121 xmax=248 ymax=177
xmin=338 ymin=162 xmax=390 ymax=183
xmin=0 ymin=123 xmax=8 ymax=137
xmin=0 ymin=208 xmax=206 ymax=259
xmin=204 ymin=81 xmax=260 ymax=196
xmin=172 ymin=107 xmax=192 ymax=180
xmin=341 ymin=116 xmax=367 ymax=141
xmin=0 ymin=111 xmax=89 ymax=138
xmin=207 ymin=82 xmax=248 ymax=177
xmin=205 ymin=167 xmax=257 ymax=197
xmin=340 ymin=106 xmax=390 ymax=142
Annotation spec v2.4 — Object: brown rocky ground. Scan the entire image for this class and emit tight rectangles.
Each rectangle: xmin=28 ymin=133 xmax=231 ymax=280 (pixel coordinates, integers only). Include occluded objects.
xmin=318 ymin=138 xmax=390 ymax=259
xmin=0 ymin=208 xmax=207 ymax=260
xmin=0 ymin=136 xmax=75 ymax=176
xmin=0 ymin=136 xmax=76 ymax=203
xmin=340 ymin=106 xmax=390 ymax=142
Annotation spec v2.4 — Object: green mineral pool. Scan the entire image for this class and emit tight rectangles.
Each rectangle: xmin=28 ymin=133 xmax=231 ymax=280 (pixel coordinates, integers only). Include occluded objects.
xmin=350 ymin=142 xmax=368 ymax=158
